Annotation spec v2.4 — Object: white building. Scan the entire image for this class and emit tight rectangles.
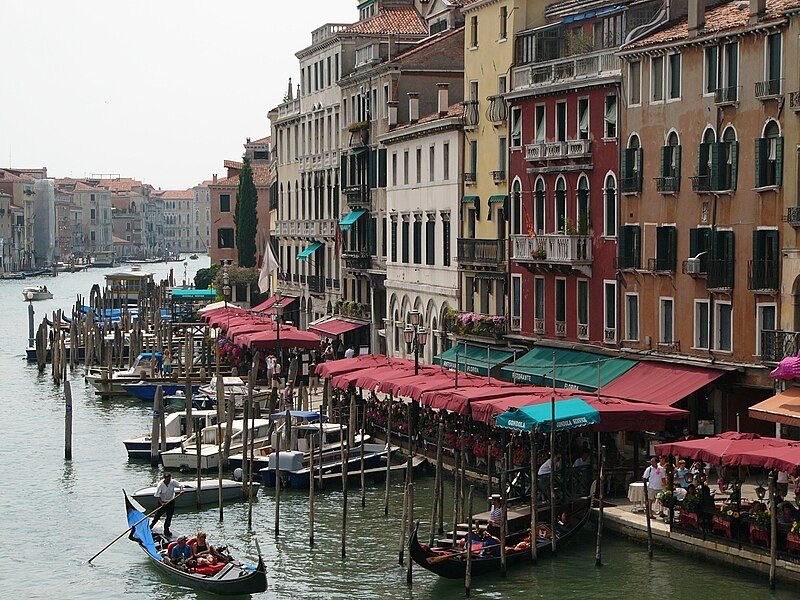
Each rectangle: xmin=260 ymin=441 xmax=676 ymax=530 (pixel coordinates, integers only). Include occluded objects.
xmin=380 ymin=85 xmax=462 ymax=364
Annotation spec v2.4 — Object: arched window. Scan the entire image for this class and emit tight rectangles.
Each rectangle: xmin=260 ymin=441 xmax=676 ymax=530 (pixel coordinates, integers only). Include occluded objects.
xmin=430 ymin=317 xmax=439 ymax=358
xmin=757 ymin=120 xmax=783 ymax=188
xmin=604 ymin=173 xmax=616 ymax=237
xmin=555 ymin=177 xmax=567 ymax=233
xmin=695 ymin=128 xmax=716 ymax=192
xmin=534 ymin=178 xmax=545 ymax=234
xmin=721 ymin=127 xmax=739 ymax=191
xmin=393 ymin=310 xmax=400 ymax=353
xmin=511 ymin=179 xmax=522 ymax=235
xmin=622 ymin=134 xmax=642 ymax=193
xmin=576 ymin=175 xmax=590 ymax=234
xmin=658 ymin=131 xmax=681 ymax=193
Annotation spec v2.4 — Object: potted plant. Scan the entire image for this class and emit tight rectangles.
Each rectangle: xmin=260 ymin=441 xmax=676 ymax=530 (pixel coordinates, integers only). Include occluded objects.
xmin=532 ymin=246 xmax=547 ymax=259
xmin=788 ymin=521 xmax=800 ymax=554
xmin=348 ymin=121 xmax=369 ymax=132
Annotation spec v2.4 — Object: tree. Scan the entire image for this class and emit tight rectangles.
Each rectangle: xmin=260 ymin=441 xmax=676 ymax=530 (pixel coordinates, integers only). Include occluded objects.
xmin=235 ymin=157 xmax=258 ymax=267
xmin=194 ymin=264 xmax=220 ymax=290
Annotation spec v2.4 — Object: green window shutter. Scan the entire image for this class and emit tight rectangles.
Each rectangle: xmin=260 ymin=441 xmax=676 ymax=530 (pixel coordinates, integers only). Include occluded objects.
xmin=698 ymin=143 xmax=710 ymax=177
xmin=621 ymin=150 xmax=630 ymax=181
xmin=729 ymin=141 xmax=739 ymax=190
xmin=636 ymin=148 xmax=644 ymax=191
xmin=618 ymin=225 xmax=629 ymax=268
xmin=668 ymin=226 xmax=677 ymax=270
xmin=754 ymin=137 xmax=767 ymax=188
xmin=656 ymin=226 xmax=667 ymax=269
xmin=725 ymin=230 xmax=735 ymax=288
xmin=710 ymin=142 xmax=723 ymax=191
xmin=661 ymin=145 xmax=670 ymax=178
xmin=752 ymin=230 xmax=763 ymax=264
xmin=378 ymin=148 xmax=387 ymax=188
xmin=368 ymin=149 xmax=377 ymax=189
xmin=689 ymin=228 xmax=700 ymax=258
xmin=673 ymin=145 xmax=681 ymax=190
xmin=341 ymin=154 xmax=348 ymax=187
xmin=367 ymin=217 xmax=377 ymax=255
xmin=775 ymin=136 xmax=784 ymax=187
xmin=633 ymin=225 xmax=641 ymax=268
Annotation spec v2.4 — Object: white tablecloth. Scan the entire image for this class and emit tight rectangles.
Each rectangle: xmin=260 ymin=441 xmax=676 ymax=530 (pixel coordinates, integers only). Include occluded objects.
xmin=628 ymin=482 xmax=646 ymax=508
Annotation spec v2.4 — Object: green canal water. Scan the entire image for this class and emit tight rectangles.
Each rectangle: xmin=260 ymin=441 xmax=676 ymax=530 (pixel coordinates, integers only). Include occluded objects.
xmin=0 ymin=259 xmax=792 ymax=599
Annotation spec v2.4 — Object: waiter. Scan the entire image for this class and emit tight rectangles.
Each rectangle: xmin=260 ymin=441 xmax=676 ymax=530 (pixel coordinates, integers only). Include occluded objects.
xmin=150 ymin=472 xmax=183 ymax=537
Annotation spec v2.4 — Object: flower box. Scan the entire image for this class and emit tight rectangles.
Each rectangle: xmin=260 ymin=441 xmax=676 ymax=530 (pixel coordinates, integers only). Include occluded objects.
xmin=788 ymin=531 xmax=800 ymax=554
xmin=678 ymin=510 xmax=700 ymax=530
xmin=748 ymin=522 xmax=770 ymax=547
xmin=712 ymin=514 xmax=735 ymax=538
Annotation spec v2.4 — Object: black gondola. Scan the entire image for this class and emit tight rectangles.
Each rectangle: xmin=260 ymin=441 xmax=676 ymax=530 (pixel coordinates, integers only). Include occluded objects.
xmin=408 ymin=495 xmax=593 ymax=579
xmin=123 ymin=492 xmax=267 ymax=595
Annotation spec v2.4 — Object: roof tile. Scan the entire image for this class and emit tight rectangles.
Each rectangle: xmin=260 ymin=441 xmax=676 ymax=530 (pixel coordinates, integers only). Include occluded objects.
xmin=345 ymin=6 xmax=427 ymax=35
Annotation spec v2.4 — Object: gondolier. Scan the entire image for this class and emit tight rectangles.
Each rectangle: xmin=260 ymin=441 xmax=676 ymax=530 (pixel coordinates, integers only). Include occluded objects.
xmin=150 ymin=472 xmax=183 ymax=537
xmin=486 ymin=494 xmax=502 ymax=536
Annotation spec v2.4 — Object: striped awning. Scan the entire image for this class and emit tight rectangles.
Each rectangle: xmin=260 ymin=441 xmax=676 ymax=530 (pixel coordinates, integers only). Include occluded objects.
xmin=489 ymin=194 xmax=507 ymax=203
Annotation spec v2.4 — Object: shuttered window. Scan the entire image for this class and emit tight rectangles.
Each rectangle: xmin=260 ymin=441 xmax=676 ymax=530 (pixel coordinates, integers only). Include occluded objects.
xmin=401 ymin=220 xmax=409 ymax=263
xmin=442 ymin=219 xmax=451 ymax=266
xmin=390 ymin=220 xmax=397 ymax=262
xmin=655 ymin=226 xmax=677 ymax=271
xmin=425 ymin=218 xmax=435 ymax=266
xmin=618 ymin=224 xmax=641 ymax=269
xmin=688 ymin=227 xmax=711 ymax=273
xmin=755 ymin=133 xmax=784 ymax=188
xmin=413 ymin=218 xmax=422 ymax=264
xmin=752 ymin=229 xmax=779 ymax=290
xmin=708 ymin=230 xmax=735 ymax=289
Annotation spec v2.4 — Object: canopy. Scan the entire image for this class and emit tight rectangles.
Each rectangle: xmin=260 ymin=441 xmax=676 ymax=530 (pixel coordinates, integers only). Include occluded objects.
xmin=238 ymin=326 xmax=320 ymax=350
xmin=204 ymin=307 xmax=247 ymax=326
xmin=420 ymin=382 xmax=540 ymax=414
xmin=496 ymin=398 xmax=600 ymax=433
xmin=252 ymin=294 xmax=297 ymax=314
xmin=199 ymin=300 xmax=241 ymax=314
xmin=598 ymin=361 xmax=725 ymax=406
xmin=748 ymin=387 xmax=800 ymax=427
xmin=309 ymin=318 xmax=366 ymax=337
xmin=433 ymin=344 xmax=514 ymax=377
xmin=315 ymin=355 xmax=391 ymax=378
xmin=382 ymin=368 xmax=499 ymax=401
xmin=461 ymin=195 xmax=479 ymax=206
xmin=339 ymin=209 xmax=367 ymax=232
xmin=655 ymin=432 xmax=795 ymax=465
xmin=297 ymin=241 xmax=323 ymax=261
xmin=470 ymin=389 xmax=577 ymax=423
xmin=722 ymin=443 xmax=800 ymax=475
xmin=488 ymin=194 xmax=507 ymax=203
xmin=171 ymin=288 xmax=217 ymax=299
xmin=335 ymin=363 xmax=423 ymax=391
xmin=226 ymin=322 xmax=274 ymax=338
xmin=500 ymin=346 xmax=636 ymax=391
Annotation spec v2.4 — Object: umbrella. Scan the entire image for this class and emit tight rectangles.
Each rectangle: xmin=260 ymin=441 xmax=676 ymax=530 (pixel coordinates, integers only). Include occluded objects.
xmin=722 ymin=442 xmax=800 ymax=475
xmin=655 ymin=431 xmax=794 ymax=464
xmin=239 ymin=326 xmax=320 ymax=350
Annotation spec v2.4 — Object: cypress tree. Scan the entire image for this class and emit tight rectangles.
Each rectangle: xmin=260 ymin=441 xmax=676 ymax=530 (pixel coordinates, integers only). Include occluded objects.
xmin=235 ymin=156 xmax=258 ymax=267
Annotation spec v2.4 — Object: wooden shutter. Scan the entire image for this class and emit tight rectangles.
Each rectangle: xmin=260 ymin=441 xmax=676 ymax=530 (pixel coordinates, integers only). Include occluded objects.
xmin=754 ymin=137 xmax=767 ymax=188
xmin=689 ymin=227 xmax=711 ymax=272
xmin=636 ymin=148 xmax=644 ymax=191
xmin=367 ymin=217 xmax=377 ymax=255
xmin=368 ymin=149 xmax=377 ymax=189
xmin=666 ymin=226 xmax=677 ymax=270
xmin=378 ymin=148 xmax=387 ymax=188
xmin=341 ymin=154 xmax=348 ymax=187
xmin=710 ymin=142 xmax=723 ymax=191
xmin=673 ymin=145 xmax=681 ymax=190
xmin=618 ymin=225 xmax=629 ymax=268
xmin=698 ymin=143 xmax=709 ymax=176
xmin=775 ymin=136 xmax=784 ymax=187
xmin=724 ymin=230 xmax=735 ymax=288
xmin=729 ymin=141 xmax=739 ymax=190
xmin=656 ymin=226 xmax=676 ymax=270
xmin=621 ymin=150 xmax=630 ymax=182
xmin=661 ymin=145 xmax=670 ymax=178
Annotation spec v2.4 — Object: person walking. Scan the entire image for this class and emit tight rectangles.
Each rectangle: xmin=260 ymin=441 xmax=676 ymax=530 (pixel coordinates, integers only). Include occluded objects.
xmin=344 ymin=345 xmax=355 ymax=359
xmin=150 ymin=472 xmax=183 ymax=537
xmin=642 ymin=456 xmax=666 ymax=517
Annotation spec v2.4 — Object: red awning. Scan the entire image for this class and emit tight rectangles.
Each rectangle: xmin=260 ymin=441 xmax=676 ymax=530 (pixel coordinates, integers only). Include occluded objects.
xmin=315 ymin=355 xmax=390 ymax=378
xmin=309 ymin=318 xmax=366 ymax=337
xmin=420 ymin=383 xmax=541 ymax=415
xmin=470 ymin=390 xmax=576 ymax=423
xmin=238 ymin=325 xmax=320 ymax=350
xmin=204 ymin=307 xmax=246 ymax=326
xmin=380 ymin=368 xmax=486 ymax=400
xmin=722 ymin=443 xmax=800 ymax=475
xmin=251 ymin=294 xmax=298 ymax=314
xmin=655 ymin=432 xmax=795 ymax=464
xmin=347 ymin=363 xmax=423 ymax=391
xmin=226 ymin=322 xmax=273 ymax=338
xmin=597 ymin=361 xmax=725 ymax=406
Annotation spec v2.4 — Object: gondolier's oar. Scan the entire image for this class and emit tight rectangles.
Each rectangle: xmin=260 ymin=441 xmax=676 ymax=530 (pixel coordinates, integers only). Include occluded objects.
xmin=88 ymin=490 xmax=185 ymax=564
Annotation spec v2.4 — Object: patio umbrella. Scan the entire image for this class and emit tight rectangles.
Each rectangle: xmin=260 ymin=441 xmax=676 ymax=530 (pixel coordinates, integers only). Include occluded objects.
xmin=722 ymin=442 xmax=800 ymax=475
xmin=655 ymin=431 xmax=794 ymax=464
xmin=239 ymin=326 xmax=320 ymax=350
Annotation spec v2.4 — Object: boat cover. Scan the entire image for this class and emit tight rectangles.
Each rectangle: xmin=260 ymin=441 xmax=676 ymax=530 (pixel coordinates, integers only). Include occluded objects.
xmin=127 ymin=505 xmax=161 ymax=560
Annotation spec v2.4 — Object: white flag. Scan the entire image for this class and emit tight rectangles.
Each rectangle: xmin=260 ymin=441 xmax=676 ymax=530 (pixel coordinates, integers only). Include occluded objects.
xmin=258 ymin=243 xmax=280 ymax=293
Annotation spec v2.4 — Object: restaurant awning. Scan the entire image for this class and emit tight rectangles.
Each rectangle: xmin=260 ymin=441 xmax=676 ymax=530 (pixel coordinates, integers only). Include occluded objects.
xmin=339 ymin=209 xmax=367 ymax=232
xmin=655 ymin=432 xmax=795 ymax=465
xmin=598 ymin=361 xmax=725 ymax=407
xmin=171 ymin=288 xmax=217 ymax=299
xmin=309 ymin=318 xmax=366 ymax=338
xmin=251 ymin=294 xmax=298 ymax=314
xmin=315 ymin=354 xmax=389 ymax=378
xmin=419 ymin=382 xmax=533 ymax=414
xmin=748 ymin=387 xmax=800 ymax=427
xmin=500 ymin=346 xmax=636 ymax=391
xmin=433 ymin=344 xmax=514 ymax=377
xmin=722 ymin=443 xmax=800 ymax=475
xmin=297 ymin=241 xmax=323 ymax=261
xmin=496 ymin=398 xmax=600 ymax=433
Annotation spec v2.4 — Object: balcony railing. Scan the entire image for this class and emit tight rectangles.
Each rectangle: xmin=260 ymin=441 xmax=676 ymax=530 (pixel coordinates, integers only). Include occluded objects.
xmin=555 ymin=320 xmax=566 ymax=337
xmin=603 ymin=327 xmax=616 ymax=343
xmin=748 ymin=258 xmax=779 ymax=291
xmin=691 ymin=175 xmax=711 ymax=193
xmin=343 ymin=250 xmax=372 ymax=271
xmin=461 ymin=99 xmax=480 ymax=128
xmin=511 ymin=50 xmax=620 ymax=92
xmin=577 ymin=323 xmax=589 ymax=340
xmin=707 ymin=258 xmax=735 ymax=290
xmin=343 ymin=183 xmax=369 ymax=207
xmin=655 ymin=176 xmax=679 ymax=193
xmin=620 ymin=176 xmax=640 ymax=194
xmin=647 ymin=257 xmax=676 ymax=272
xmin=486 ymin=95 xmax=507 ymax=125
xmin=276 ymin=219 xmax=337 ymax=238
xmin=786 ymin=206 xmax=800 ymax=226
xmin=714 ymin=86 xmax=739 ymax=105
xmin=512 ymin=234 xmax=592 ymax=265
xmin=755 ymin=79 xmax=782 ymax=99
xmin=525 ymin=139 xmax=591 ymax=162
xmin=534 ymin=318 xmax=544 ymax=334
xmin=790 ymin=91 xmax=800 ymax=112
xmin=307 ymin=275 xmax=326 ymax=294
xmin=760 ymin=329 xmax=800 ymax=362
xmin=457 ymin=238 xmax=506 ymax=265
xmin=491 ymin=170 xmax=506 ymax=182
xmin=464 ymin=172 xmax=476 ymax=184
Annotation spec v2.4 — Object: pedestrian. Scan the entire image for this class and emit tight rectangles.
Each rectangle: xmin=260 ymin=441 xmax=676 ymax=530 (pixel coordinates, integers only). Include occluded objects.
xmin=272 ymin=360 xmax=282 ymax=388
xmin=344 ymin=345 xmax=355 ymax=359
xmin=323 ymin=342 xmax=334 ymax=362
xmin=281 ymin=382 xmax=294 ymax=411
xmin=642 ymin=456 xmax=666 ymax=517
xmin=777 ymin=470 xmax=790 ymax=497
xmin=150 ymin=472 xmax=183 ymax=537
xmin=309 ymin=355 xmax=319 ymax=395
xmin=266 ymin=354 xmax=275 ymax=382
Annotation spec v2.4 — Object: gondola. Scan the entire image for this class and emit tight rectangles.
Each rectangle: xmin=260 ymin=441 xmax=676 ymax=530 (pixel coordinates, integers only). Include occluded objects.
xmin=409 ymin=491 xmax=594 ymax=579
xmin=123 ymin=492 xmax=267 ymax=595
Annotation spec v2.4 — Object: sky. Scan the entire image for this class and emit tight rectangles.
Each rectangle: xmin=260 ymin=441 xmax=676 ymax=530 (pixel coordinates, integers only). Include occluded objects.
xmin=1 ymin=0 xmax=355 ymax=189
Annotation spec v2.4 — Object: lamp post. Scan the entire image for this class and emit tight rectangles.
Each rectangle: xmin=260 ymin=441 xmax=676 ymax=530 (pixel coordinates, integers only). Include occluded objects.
xmin=274 ymin=299 xmax=284 ymax=367
xmin=222 ymin=261 xmax=231 ymax=331
xmin=403 ymin=310 xmax=428 ymax=375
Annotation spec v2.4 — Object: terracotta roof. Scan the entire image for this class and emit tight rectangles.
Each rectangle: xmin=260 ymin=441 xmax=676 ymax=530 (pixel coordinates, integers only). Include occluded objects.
xmin=158 ymin=189 xmax=195 ymax=200
xmin=0 ymin=169 xmax=35 ymax=183
xmin=396 ymin=25 xmax=464 ymax=60
xmin=390 ymin=102 xmax=463 ymax=131
xmin=345 ymin=6 xmax=427 ymax=35
xmin=625 ymin=0 xmax=800 ymax=50
xmin=248 ymin=135 xmax=272 ymax=145
xmin=210 ymin=164 xmax=271 ymax=188
xmin=223 ymin=160 xmax=243 ymax=170
xmin=95 ymin=177 xmax=143 ymax=192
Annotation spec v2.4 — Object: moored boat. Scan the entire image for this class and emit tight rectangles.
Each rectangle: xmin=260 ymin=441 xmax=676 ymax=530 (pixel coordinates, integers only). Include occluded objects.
xmin=123 ymin=381 xmax=200 ymax=402
xmin=123 ymin=409 xmax=217 ymax=459
xmin=22 ymin=285 xmax=53 ymax=301
xmin=160 ymin=419 xmax=272 ymax=471
xmin=131 ymin=478 xmax=259 ymax=509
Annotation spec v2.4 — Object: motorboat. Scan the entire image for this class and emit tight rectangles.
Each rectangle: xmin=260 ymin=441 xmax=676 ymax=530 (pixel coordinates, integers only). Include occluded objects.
xmin=160 ymin=419 xmax=272 ymax=471
xmin=22 ymin=286 xmax=53 ymax=301
xmin=86 ymin=352 xmax=168 ymax=394
xmin=123 ymin=409 xmax=218 ymax=459
xmin=189 ymin=254 xmax=199 ymax=260
xmin=123 ymin=381 xmax=200 ymax=402
xmin=130 ymin=478 xmax=258 ymax=509
xmin=199 ymin=376 xmax=271 ymax=409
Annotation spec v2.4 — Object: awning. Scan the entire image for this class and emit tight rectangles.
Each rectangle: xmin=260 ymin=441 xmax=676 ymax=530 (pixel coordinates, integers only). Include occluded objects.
xmin=500 ymin=346 xmax=636 ymax=391
xmin=170 ymin=289 xmax=217 ymax=299
xmin=252 ymin=294 xmax=298 ymax=314
xmin=461 ymin=195 xmax=479 ymax=206
xmin=496 ymin=398 xmax=600 ymax=433
xmin=474 ymin=272 xmax=506 ymax=280
xmin=598 ymin=361 xmax=725 ymax=407
xmin=488 ymin=194 xmax=507 ymax=203
xmin=722 ymin=443 xmax=800 ymax=475
xmin=297 ymin=241 xmax=323 ymax=261
xmin=433 ymin=344 xmax=514 ymax=377
xmin=339 ymin=209 xmax=367 ymax=232
xmin=749 ymin=387 xmax=800 ymax=427
xmin=348 ymin=147 xmax=369 ymax=157
xmin=655 ymin=432 xmax=794 ymax=465
xmin=310 ymin=318 xmax=366 ymax=338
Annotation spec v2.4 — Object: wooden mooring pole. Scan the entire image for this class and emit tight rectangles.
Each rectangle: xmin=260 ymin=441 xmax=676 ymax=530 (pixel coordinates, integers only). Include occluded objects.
xmin=309 ymin=431 xmax=315 ymax=547
xmin=530 ymin=430 xmax=538 ymax=564
xmin=383 ymin=394 xmax=393 ymax=517
xmin=465 ymin=485 xmax=474 ymax=596
xmin=595 ymin=440 xmax=606 ymax=567
xmin=64 ymin=381 xmax=73 ymax=460
xmin=405 ymin=481 xmax=414 ymax=586
xmin=195 ymin=416 xmax=202 ymax=509
xmin=429 ymin=421 xmax=444 ymax=545
xmin=340 ymin=422 xmax=349 ymax=558
xmin=274 ymin=431 xmax=282 ymax=538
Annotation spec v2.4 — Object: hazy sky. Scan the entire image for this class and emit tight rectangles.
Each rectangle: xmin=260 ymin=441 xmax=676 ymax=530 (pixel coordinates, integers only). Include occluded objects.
xmin=2 ymin=0 xmax=355 ymax=189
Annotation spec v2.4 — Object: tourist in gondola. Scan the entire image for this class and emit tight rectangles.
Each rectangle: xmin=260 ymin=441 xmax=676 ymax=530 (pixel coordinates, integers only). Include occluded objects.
xmin=166 ymin=535 xmax=194 ymax=570
xmin=486 ymin=494 xmax=502 ymax=536
xmin=150 ymin=472 xmax=182 ymax=537
xmin=192 ymin=531 xmax=229 ymax=565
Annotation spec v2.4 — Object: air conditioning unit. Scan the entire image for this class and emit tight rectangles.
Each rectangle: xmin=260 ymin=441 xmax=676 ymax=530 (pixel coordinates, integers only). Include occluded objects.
xmin=685 ymin=257 xmax=701 ymax=275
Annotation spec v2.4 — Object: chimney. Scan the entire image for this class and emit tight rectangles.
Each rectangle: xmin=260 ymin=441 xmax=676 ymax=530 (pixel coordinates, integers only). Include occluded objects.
xmin=688 ymin=0 xmax=705 ymax=36
xmin=437 ymin=83 xmax=450 ymax=116
xmin=750 ymin=0 xmax=766 ymax=22
xmin=213 ymin=174 xmax=217 ymax=183
xmin=388 ymin=100 xmax=399 ymax=127
xmin=408 ymin=92 xmax=420 ymax=123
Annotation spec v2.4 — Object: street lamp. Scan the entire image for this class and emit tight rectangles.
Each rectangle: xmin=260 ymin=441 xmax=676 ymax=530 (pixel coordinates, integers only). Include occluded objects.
xmin=222 ymin=261 xmax=231 ymax=331
xmin=274 ymin=299 xmax=284 ymax=367
xmin=404 ymin=310 xmax=427 ymax=375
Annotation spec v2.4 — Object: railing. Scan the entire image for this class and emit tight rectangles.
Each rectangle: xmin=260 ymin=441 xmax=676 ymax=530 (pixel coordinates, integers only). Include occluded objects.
xmin=620 ymin=176 xmax=640 ymax=194
xmin=510 ymin=315 xmax=521 ymax=331
xmin=760 ymin=329 xmax=800 ymax=362
xmin=708 ymin=258 xmax=734 ymax=290
xmin=461 ymin=99 xmax=480 ymax=127
xmin=748 ymin=259 xmax=779 ymax=291
xmin=755 ymin=79 xmax=782 ymax=98
xmin=464 ymin=172 xmax=476 ymax=184
xmin=603 ymin=327 xmax=616 ymax=343
xmin=275 ymin=219 xmax=338 ymax=238
xmin=786 ymin=206 xmax=800 ymax=226
xmin=343 ymin=184 xmax=369 ymax=206
xmin=276 ymin=98 xmax=300 ymax=119
xmin=555 ymin=320 xmax=566 ymax=337
xmin=577 ymin=323 xmax=589 ymax=340
xmin=647 ymin=257 xmax=676 ymax=272
xmin=311 ymin=23 xmax=349 ymax=45
xmin=457 ymin=238 xmax=506 ymax=264
xmin=307 ymin=275 xmax=326 ymax=294
xmin=525 ymin=139 xmax=591 ymax=162
xmin=511 ymin=50 xmax=620 ymax=92
xmin=534 ymin=318 xmax=544 ymax=334
xmin=486 ymin=95 xmax=507 ymax=124
xmin=355 ymin=43 xmax=379 ymax=68
xmin=655 ymin=176 xmax=679 ymax=193
xmin=343 ymin=250 xmax=372 ymax=270
xmin=691 ymin=175 xmax=711 ymax=193
xmin=790 ymin=91 xmax=800 ymax=111
xmin=511 ymin=234 xmax=592 ymax=264
xmin=714 ymin=86 xmax=739 ymax=105
xmin=491 ymin=170 xmax=506 ymax=182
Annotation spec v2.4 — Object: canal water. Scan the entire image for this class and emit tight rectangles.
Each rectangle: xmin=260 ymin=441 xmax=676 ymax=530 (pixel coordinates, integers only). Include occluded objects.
xmin=0 ymin=259 xmax=792 ymax=599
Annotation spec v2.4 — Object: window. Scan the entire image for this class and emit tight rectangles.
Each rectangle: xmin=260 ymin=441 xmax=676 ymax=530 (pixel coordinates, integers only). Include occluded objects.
xmin=443 ymin=142 xmax=450 ymax=180
xmin=401 ymin=218 xmax=410 ymax=263
xmin=499 ymin=5 xmax=508 ymax=39
xmin=604 ymin=94 xmax=617 ymax=138
xmin=530 ymin=105 xmax=544 ymax=143
xmin=511 ymin=274 xmax=522 ymax=331
xmin=724 ymin=42 xmax=739 ymax=95
xmin=498 ymin=75 xmax=507 ymax=95
xmin=510 ymin=107 xmax=522 ymax=147
xmin=650 ymin=56 xmax=664 ymax=102
xmin=511 ymin=179 xmax=522 ymax=235
xmin=625 ymin=293 xmax=639 ymax=341
xmin=465 ymin=276 xmax=475 ymax=312
xmin=416 ymin=148 xmax=422 ymax=184
xmin=577 ymin=280 xmax=589 ymax=337
xmin=217 ymin=227 xmax=234 ymax=248
xmin=708 ymin=229 xmax=735 ymax=289
xmin=534 ymin=178 xmax=545 ymax=234
xmin=618 ymin=224 xmax=641 ymax=269
xmin=577 ymin=98 xmax=589 ymax=140
xmin=577 ymin=176 xmax=589 ymax=233
xmin=694 ymin=300 xmax=710 ymax=349
xmin=534 ymin=277 xmax=545 ymax=322
xmin=555 ymin=177 xmax=566 ymax=233
xmin=757 ymin=303 xmax=777 ymax=356
xmin=659 ymin=297 xmax=674 ymax=344
xmin=628 ymin=61 xmax=641 ymax=105
xmin=555 ymin=278 xmax=566 ymax=330
xmin=715 ymin=301 xmax=732 ymax=352
xmin=429 ymin=145 xmax=436 ymax=182
xmin=413 ymin=217 xmax=422 ymax=264
xmin=668 ymin=53 xmax=681 ymax=99
xmin=621 ymin=136 xmax=642 ymax=193
xmin=219 ymin=194 xmax=231 ymax=213
xmin=469 ymin=140 xmax=478 ymax=179
xmin=752 ymin=229 xmax=779 ymax=290
xmin=765 ymin=33 xmax=782 ymax=93
xmin=425 ymin=216 xmax=435 ymax=266
xmin=498 ymin=136 xmax=507 ymax=175
xmin=720 ymin=127 xmax=739 ymax=191
xmin=442 ymin=217 xmax=451 ymax=266
xmin=604 ymin=174 xmax=616 ymax=237
xmin=392 ymin=152 xmax=398 ymax=186
xmin=90 ymin=208 xmax=96 ymax=220
xmin=556 ymin=102 xmax=567 ymax=142
xmin=659 ymin=131 xmax=681 ymax=192
xmin=390 ymin=219 xmax=397 ymax=262
xmin=383 ymin=84 xmax=389 ymax=116
xmin=469 ymin=80 xmax=479 ymax=103
xmin=326 ymin=56 xmax=331 ymax=87
xmin=689 ymin=227 xmax=711 ymax=273
xmin=755 ymin=121 xmax=783 ymax=188
xmin=604 ymin=281 xmax=617 ymax=341
xmin=655 ymin=225 xmax=677 ymax=271
xmin=470 ymin=15 xmax=478 ymax=47
xmin=403 ymin=150 xmax=409 ymax=185
xmin=704 ymin=46 xmax=718 ymax=95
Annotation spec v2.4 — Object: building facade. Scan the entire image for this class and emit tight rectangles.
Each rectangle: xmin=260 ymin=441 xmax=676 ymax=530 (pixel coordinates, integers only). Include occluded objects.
xmin=193 ymin=181 xmax=213 ymax=254
xmin=159 ymin=189 xmax=196 ymax=253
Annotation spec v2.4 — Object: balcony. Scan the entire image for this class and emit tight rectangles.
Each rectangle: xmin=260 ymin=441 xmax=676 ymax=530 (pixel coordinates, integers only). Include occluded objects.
xmin=276 ymin=98 xmax=300 ymax=120
xmin=511 ymin=49 xmax=620 ymax=92
xmin=464 ymin=172 xmax=476 ymax=184
xmin=343 ymin=183 xmax=369 ymax=208
xmin=525 ymin=139 xmax=591 ymax=163
xmin=647 ymin=257 xmax=676 ymax=273
xmin=275 ymin=219 xmax=337 ymax=238
xmin=707 ymin=258 xmax=734 ymax=290
xmin=577 ymin=323 xmax=589 ymax=340
xmin=311 ymin=22 xmax=348 ymax=45
xmin=748 ymin=259 xmax=779 ymax=292
xmin=714 ymin=86 xmax=739 ymax=106
xmin=786 ymin=206 xmax=800 ymax=226
xmin=445 ymin=310 xmax=508 ymax=340
xmin=555 ymin=320 xmax=566 ymax=337
xmin=461 ymin=100 xmax=479 ymax=128
xmin=457 ymin=238 xmax=506 ymax=266
xmin=760 ymin=329 xmax=800 ymax=362
xmin=655 ymin=176 xmax=679 ymax=194
xmin=486 ymin=95 xmax=507 ymax=125
xmin=755 ymin=79 xmax=782 ymax=99
xmin=790 ymin=91 xmax=800 ymax=112
xmin=491 ymin=170 xmax=506 ymax=182
xmin=690 ymin=175 xmax=711 ymax=193
xmin=307 ymin=275 xmax=326 ymax=295
xmin=534 ymin=318 xmax=544 ymax=334
xmin=343 ymin=250 xmax=372 ymax=271
xmin=511 ymin=234 xmax=592 ymax=267
xmin=620 ymin=176 xmax=640 ymax=194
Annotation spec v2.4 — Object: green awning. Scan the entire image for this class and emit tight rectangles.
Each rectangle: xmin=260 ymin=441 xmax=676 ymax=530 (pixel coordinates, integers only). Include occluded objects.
xmin=433 ymin=344 xmax=514 ymax=377
xmin=348 ymin=147 xmax=369 ymax=157
xmin=339 ymin=209 xmax=367 ymax=232
xmin=461 ymin=195 xmax=479 ymax=206
xmin=489 ymin=194 xmax=508 ymax=203
xmin=496 ymin=398 xmax=600 ymax=432
xmin=500 ymin=346 xmax=636 ymax=391
xmin=170 ymin=289 xmax=217 ymax=299
xmin=296 ymin=241 xmax=323 ymax=261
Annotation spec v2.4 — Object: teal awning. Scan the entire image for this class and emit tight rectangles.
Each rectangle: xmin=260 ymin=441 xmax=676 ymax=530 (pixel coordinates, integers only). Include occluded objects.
xmin=488 ymin=194 xmax=507 ymax=203
xmin=496 ymin=398 xmax=600 ymax=433
xmin=433 ymin=344 xmax=514 ymax=377
xmin=339 ymin=209 xmax=367 ymax=232
xmin=170 ymin=289 xmax=217 ymax=299
xmin=500 ymin=346 xmax=636 ymax=391
xmin=461 ymin=195 xmax=479 ymax=206
xmin=348 ymin=147 xmax=369 ymax=157
xmin=296 ymin=241 xmax=323 ymax=261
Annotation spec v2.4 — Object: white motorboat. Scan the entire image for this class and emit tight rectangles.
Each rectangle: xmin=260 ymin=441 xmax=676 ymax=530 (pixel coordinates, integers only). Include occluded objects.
xmin=199 ymin=375 xmax=270 ymax=408
xmin=160 ymin=418 xmax=272 ymax=471
xmin=131 ymin=478 xmax=258 ymax=509
xmin=86 ymin=352 xmax=164 ymax=393
xmin=22 ymin=286 xmax=53 ymax=301
xmin=123 ymin=409 xmax=218 ymax=459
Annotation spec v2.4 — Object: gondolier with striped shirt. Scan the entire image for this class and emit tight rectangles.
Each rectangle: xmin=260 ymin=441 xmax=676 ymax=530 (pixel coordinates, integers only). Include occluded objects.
xmin=487 ymin=494 xmax=502 ymax=537
xmin=150 ymin=472 xmax=183 ymax=537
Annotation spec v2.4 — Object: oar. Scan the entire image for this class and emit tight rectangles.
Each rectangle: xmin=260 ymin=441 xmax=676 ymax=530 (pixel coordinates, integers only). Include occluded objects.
xmin=88 ymin=490 xmax=185 ymax=564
